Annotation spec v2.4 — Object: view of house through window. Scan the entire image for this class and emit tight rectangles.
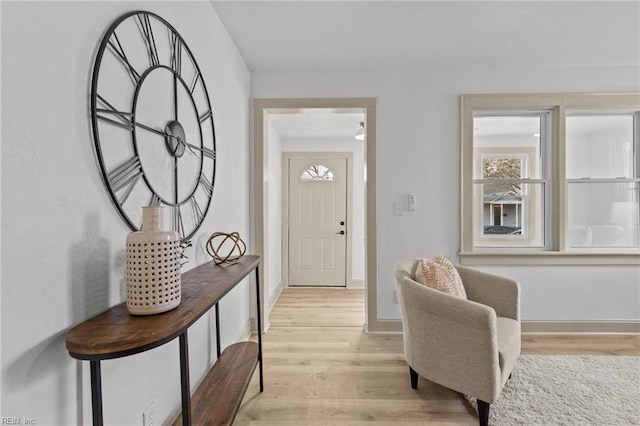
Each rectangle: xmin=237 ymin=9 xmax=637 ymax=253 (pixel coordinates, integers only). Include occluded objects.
xmin=482 ymin=156 xmax=523 ymax=229
xmin=473 ymin=115 xmax=547 ymax=248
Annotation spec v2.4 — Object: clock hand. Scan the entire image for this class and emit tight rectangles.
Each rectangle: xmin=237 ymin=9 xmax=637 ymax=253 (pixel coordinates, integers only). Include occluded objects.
xmin=135 ymin=121 xmax=185 ymax=157
xmin=134 ymin=121 xmax=196 ymax=151
xmin=133 ymin=120 xmax=209 ymax=161
xmin=174 ymin=157 xmax=179 ymax=207
xmin=134 ymin=121 xmax=170 ymax=138
xmin=173 ymin=73 xmax=178 ymax=122
xmin=177 ymin=140 xmax=215 ymax=159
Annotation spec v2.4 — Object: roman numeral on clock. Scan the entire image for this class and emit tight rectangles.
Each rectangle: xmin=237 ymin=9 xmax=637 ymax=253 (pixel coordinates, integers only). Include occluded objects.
xmin=199 ymin=110 xmax=212 ymax=123
xmin=107 ymin=31 xmax=140 ymax=85
xmin=189 ymin=73 xmax=201 ymax=95
xmin=169 ymin=30 xmax=182 ymax=76
xmin=190 ymin=198 xmax=204 ymax=225
xmin=199 ymin=173 xmax=214 ymax=195
xmin=171 ymin=205 xmax=185 ymax=240
xmin=137 ymin=13 xmax=159 ymax=67
xmin=201 ymin=146 xmax=216 ymax=160
xmin=108 ymin=156 xmax=143 ymax=204
xmin=95 ymin=94 xmax=134 ymax=131
xmin=148 ymin=193 xmax=162 ymax=207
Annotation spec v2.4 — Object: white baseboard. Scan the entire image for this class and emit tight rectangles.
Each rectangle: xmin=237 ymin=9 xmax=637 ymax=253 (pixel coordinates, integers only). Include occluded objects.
xmin=522 ymin=320 xmax=640 ymax=334
xmin=249 ymin=281 xmax=284 ymax=334
xmin=348 ymin=279 xmax=365 ymax=289
xmin=364 ymin=319 xmax=640 ymax=335
xmin=250 ymin=314 xmax=271 ymax=334
xmin=236 ymin=319 xmax=253 ymax=342
xmin=267 ymin=280 xmax=285 ymax=314
xmin=364 ymin=319 xmax=402 ymax=334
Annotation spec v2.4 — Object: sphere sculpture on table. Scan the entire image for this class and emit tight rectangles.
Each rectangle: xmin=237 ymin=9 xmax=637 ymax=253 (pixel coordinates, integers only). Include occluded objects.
xmin=206 ymin=232 xmax=246 ymax=265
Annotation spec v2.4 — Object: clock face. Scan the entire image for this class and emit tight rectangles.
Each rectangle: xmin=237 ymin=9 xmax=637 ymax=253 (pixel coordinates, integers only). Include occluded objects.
xmin=91 ymin=11 xmax=216 ymax=241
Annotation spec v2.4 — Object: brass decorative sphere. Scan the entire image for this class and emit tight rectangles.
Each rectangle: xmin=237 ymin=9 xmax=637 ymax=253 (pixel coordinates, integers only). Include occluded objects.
xmin=206 ymin=232 xmax=246 ymax=265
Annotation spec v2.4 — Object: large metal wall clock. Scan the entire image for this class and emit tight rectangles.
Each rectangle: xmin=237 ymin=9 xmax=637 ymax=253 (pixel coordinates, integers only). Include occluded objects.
xmin=91 ymin=11 xmax=216 ymax=241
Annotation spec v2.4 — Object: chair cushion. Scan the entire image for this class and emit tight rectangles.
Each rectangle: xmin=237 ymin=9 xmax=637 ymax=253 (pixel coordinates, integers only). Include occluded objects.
xmin=416 ymin=254 xmax=467 ymax=299
xmin=497 ymin=316 xmax=521 ymax=383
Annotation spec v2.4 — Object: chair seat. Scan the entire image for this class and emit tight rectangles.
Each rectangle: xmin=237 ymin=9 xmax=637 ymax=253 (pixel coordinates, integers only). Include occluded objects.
xmin=497 ymin=317 xmax=520 ymax=385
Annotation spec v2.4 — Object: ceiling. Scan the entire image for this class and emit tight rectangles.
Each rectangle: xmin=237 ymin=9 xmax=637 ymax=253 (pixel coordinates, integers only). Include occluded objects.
xmin=211 ymin=1 xmax=639 ymax=139
xmin=211 ymin=1 xmax=640 ymax=72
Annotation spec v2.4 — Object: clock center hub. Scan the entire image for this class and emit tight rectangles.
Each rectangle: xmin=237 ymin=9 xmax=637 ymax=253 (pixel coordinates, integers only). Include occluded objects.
xmin=164 ymin=120 xmax=187 ymax=158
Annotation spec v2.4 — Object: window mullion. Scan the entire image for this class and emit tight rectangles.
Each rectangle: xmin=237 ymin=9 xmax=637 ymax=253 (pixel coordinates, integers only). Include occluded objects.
xmin=635 ymin=112 xmax=640 ymax=179
xmin=567 ymin=178 xmax=640 ymax=184
xmin=474 ymin=178 xmax=547 ymax=184
xmin=555 ymin=105 xmax=566 ymax=252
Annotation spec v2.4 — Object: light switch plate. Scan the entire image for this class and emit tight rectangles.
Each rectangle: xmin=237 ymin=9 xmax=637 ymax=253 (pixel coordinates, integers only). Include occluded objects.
xmin=407 ymin=193 xmax=416 ymax=211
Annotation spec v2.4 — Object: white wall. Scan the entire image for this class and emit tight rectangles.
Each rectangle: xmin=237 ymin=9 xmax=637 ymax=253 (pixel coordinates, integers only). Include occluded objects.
xmin=266 ymin=119 xmax=283 ymax=310
xmin=251 ymin=65 xmax=640 ymax=321
xmin=1 ymin=1 xmax=250 ymax=424
xmin=281 ymin=137 xmax=366 ymax=282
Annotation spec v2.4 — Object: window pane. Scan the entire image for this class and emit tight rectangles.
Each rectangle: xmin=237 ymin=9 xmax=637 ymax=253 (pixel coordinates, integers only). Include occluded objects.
xmin=300 ymin=164 xmax=335 ymax=181
xmin=566 ymin=115 xmax=634 ymax=179
xmin=567 ymin=182 xmax=639 ymax=248
xmin=483 ymin=157 xmax=522 ymax=179
xmin=473 ymin=116 xmax=542 ymax=179
xmin=474 ymin=182 xmax=546 ymax=248
xmin=472 ymin=114 xmax=547 ymax=249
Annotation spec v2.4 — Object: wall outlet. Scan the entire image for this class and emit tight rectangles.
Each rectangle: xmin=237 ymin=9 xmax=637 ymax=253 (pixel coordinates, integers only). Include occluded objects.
xmin=143 ymin=401 xmax=155 ymax=426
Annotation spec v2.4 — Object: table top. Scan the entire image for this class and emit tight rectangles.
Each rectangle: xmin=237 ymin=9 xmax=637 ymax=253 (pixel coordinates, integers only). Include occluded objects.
xmin=66 ymin=255 xmax=260 ymax=360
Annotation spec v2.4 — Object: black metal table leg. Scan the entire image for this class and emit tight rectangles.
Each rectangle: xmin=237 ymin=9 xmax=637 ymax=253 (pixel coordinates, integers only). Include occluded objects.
xmin=256 ymin=266 xmax=264 ymax=392
xmin=179 ymin=332 xmax=192 ymax=426
xmin=90 ymin=360 xmax=104 ymax=426
xmin=215 ymin=302 xmax=221 ymax=358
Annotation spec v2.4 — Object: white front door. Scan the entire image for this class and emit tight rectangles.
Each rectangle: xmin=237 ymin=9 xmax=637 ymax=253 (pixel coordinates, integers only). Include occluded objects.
xmin=288 ymin=156 xmax=348 ymax=286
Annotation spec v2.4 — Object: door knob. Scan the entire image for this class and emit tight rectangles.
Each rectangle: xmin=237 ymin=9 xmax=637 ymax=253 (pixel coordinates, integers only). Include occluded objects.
xmin=340 ymin=221 xmax=345 ymax=226
xmin=337 ymin=230 xmax=345 ymax=235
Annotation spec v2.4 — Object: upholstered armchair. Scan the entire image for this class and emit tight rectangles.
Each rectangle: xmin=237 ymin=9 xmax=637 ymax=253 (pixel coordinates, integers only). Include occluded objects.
xmin=394 ymin=259 xmax=521 ymax=426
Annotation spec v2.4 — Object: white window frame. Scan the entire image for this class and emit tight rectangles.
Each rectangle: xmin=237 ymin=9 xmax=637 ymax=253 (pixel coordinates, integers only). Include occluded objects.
xmin=460 ymin=93 xmax=640 ymax=265
xmin=476 ymin=151 xmax=538 ymax=246
xmin=472 ymin=112 xmax=551 ymax=250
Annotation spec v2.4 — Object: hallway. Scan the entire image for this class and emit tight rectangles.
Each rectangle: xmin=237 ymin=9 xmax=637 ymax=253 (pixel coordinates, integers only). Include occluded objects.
xmin=236 ymin=287 xmax=476 ymax=425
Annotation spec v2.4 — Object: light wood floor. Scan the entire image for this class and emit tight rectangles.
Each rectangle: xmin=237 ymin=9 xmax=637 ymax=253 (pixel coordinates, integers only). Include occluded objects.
xmin=235 ymin=287 xmax=640 ymax=425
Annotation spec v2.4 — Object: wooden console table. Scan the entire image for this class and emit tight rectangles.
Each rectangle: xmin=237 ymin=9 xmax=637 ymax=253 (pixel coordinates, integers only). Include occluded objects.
xmin=66 ymin=255 xmax=263 ymax=426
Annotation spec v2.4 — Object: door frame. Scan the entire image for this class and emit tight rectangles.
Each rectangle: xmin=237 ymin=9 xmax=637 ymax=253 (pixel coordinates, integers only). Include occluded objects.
xmin=282 ymin=152 xmax=354 ymax=289
xmin=253 ymin=98 xmax=387 ymax=333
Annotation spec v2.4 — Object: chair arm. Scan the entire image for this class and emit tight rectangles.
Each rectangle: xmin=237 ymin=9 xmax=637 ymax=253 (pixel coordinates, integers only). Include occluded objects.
xmin=456 ymin=266 xmax=520 ymax=321
xmin=397 ymin=276 xmax=502 ymax=401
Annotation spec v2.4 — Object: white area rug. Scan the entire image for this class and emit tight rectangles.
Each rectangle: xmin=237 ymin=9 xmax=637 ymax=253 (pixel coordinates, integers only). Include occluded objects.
xmin=467 ymin=355 xmax=640 ymax=426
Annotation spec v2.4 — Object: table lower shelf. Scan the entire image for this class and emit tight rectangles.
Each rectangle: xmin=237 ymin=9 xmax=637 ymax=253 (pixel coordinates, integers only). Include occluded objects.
xmin=172 ymin=341 xmax=259 ymax=426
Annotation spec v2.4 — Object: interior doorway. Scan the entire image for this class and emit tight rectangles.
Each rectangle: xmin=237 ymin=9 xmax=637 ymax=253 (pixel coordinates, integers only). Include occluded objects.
xmin=253 ymin=98 xmax=384 ymax=332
